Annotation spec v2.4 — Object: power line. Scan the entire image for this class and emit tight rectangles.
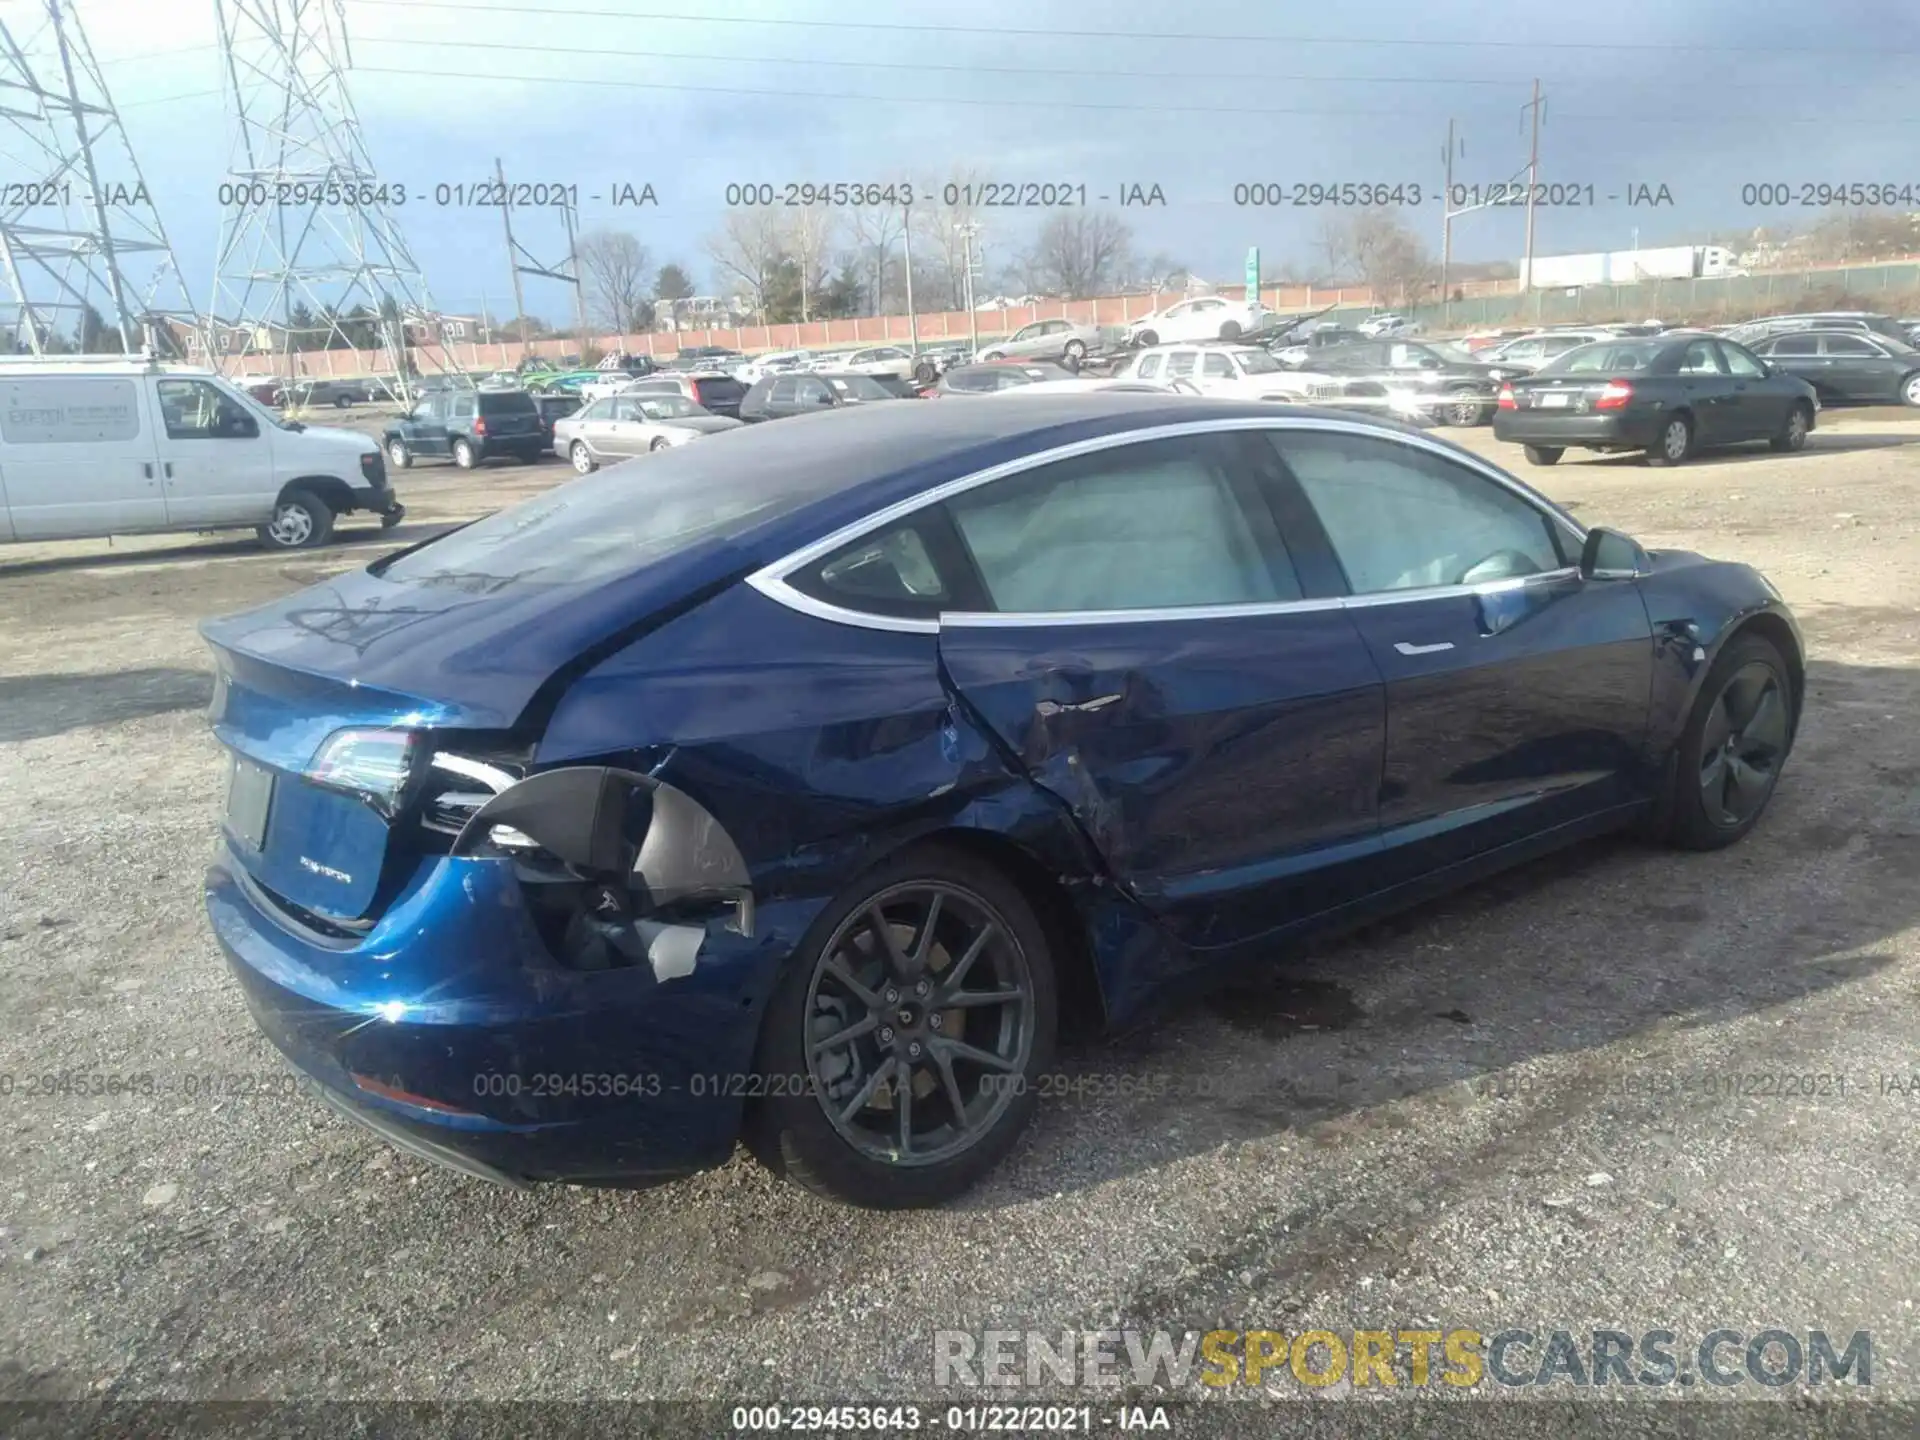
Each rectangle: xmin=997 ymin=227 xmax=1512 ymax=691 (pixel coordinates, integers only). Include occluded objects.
xmin=348 ymin=33 xmax=1754 ymax=90
xmin=347 ymin=65 xmax=1920 ymax=124
xmin=345 ymin=0 xmax=1918 ymax=55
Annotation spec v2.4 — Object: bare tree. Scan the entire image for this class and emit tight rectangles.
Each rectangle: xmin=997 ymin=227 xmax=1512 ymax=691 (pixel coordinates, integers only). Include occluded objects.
xmin=1320 ymin=208 xmax=1435 ymax=306
xmin=703 ymin=208 xmax=790 ymax=317
xmin=1027 ymin=211 xmax=1132 ymax=299
xmin=911 ymin=174 xmax=983 ymax=310
xmin=848 ymin=205 xmax=905 ymax=313
xmin=1314 ymin=214 xmax=1355 ymax=283
xmin=783 ymin=207 xmax=841 ymax=322
xmin=575 ymin=229 xmax=652 ymax=334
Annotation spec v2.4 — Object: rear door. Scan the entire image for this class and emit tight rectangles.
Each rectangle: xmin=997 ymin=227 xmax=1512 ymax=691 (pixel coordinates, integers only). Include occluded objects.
xmin=930 ymin=428 xmax=1388 ymax=950
xmin=0 ymin=373 xmax=165 ymax=540
xmin=1263 ymin=426 xmax=1654 ymax=881
xmin=1718 ymin=339 xmax=1791 ymax=432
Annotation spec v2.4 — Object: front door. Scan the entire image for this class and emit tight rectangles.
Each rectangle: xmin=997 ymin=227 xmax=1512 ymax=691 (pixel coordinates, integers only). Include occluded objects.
xmin=932 ymin=429 xmax=1388 ymax=950
xmin=406 ymin=396 xmax=451 ymax=457
xmin=152 ymin=377 xmax=276 ymax=526
xmin=1262 ymin=426 xmax=1655 ymax=882
xmin=1717 ymin=339 xmax=1792 ymax=437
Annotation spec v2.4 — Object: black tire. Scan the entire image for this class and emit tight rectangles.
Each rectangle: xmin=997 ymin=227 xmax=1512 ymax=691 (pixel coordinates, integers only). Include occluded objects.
xmin=1523 ymin=444 xmax=1564 ymax=466
xmin=746 ymin=844 xmax=1058 ymax=1209
xmin=1665 ymin=632 xmax=1795 ymax=851
xmin=1064 ymin=339 xmax=1087 ymax=363
xmin=333 ymin=393 xmax=352 ymax=408
xmin=649 ymin=436 xmax=671 ymax=452
xmin=386 ymin=438 xmax=413 ymax=470
xmin=451 ymin=437 xmax=477 ymax=469
xmin=914 ymin=362 xmax=936 ymax=385
xmin=1219 ymin=320 xmax=1243 ymax=341
xmin=1135 ymin=329 xmax=1158 ymax=348
xmin=1645 ymin=413 xmax=1693 ymax=466
xmin=1769 ymin=401 xmax=1812 ymax=453
xmin=979 ymin=350 xmax=1003 ymax=363
xmin=1443 ymin=391 xmax=1488 ymax=427
xmin=256 ymin=487 xmax=334 ymax=550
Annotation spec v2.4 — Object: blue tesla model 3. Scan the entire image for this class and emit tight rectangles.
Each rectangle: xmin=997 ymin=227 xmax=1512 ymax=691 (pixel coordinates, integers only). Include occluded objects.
xmin=202 ymin=394 xmax=1802 ymax=1207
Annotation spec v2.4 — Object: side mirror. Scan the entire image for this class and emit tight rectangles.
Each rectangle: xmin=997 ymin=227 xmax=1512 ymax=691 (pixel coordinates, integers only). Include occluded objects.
xmin=1580 ymin=526 xmax=1650 ymax=580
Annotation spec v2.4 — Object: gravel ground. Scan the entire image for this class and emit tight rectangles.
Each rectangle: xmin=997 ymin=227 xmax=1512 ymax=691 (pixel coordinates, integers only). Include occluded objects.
xmin=2 ymin=413 xmax=1919 ymax=1429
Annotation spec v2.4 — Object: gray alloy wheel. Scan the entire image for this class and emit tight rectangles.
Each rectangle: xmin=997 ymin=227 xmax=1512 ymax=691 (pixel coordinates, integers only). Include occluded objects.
xmin=451 ymin=437 xmax=476 ymax=469
xmin=802 ymin=881 xmax=1037 ymax=1170
xmin=1647 ymin=414 xmax=1692 ymax=466
xmin=258 ymin=488 xmax=333 ymax=550
xmin=1444 ymin=393 xmax=1486 ymax=427
xmin=386 ymin=438 xmax=412 ymax=469
xmin=570 ymin=440 xmax=596 ymax=474
xmin=1903 ymin=372 xmax=1920 ymax=407
xmin=1770 ymin=403 xmax=1810 ymax=453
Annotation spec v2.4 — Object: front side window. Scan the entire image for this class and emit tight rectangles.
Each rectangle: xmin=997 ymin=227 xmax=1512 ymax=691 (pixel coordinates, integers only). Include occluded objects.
xmin=155 ymin=378 xmax=256 ymax=440
xmin=1202 ymin=354 xmax=1234 ymax=378
xmin=945 ymin=434 xmax=1297 ymax=612
xmin=1270 ymin=431 xmax=1568 ymax=594
xmin=768 ymin=377 xmax=797 ymax=404
xmin=576 ymin=397 xmax=614 ymax=420
xmin=1135 ymin=354 xmax=1163 ymax=379
xmin=1164 ymin=352 xmax=1197 ymax=378
xmin=1678 ymin=340 xmax=1726 ymax=376
xmin=795 ymin=377 xmax=833 ymax=404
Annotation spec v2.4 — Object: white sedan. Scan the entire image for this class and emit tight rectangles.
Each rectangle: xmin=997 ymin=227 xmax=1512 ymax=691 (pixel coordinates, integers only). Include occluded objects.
xmin=1126 ymin=296 xmax=1271 ymax=347
xmin=553 ymin=392 xmax=743 ymax=473
xmin=1118 ymin=343 xmax=1309 ymax=401
xmin=813 ymin=345 xmax=920 ymax=379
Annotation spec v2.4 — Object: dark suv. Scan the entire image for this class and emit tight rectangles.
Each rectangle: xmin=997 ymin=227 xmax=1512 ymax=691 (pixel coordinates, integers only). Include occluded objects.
xmin=382 ymin=388 xmax=547 ymax=469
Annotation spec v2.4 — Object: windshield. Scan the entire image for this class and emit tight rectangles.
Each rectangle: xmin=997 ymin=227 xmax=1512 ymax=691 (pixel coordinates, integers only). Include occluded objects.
xmin=1547 ymin=341 xmax=1667 ymax=373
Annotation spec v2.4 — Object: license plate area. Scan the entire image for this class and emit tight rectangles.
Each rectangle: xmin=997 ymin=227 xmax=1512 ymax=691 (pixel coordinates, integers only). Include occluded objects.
xmin=1539 ymin=391 xmax=1572 ymax=408
xmin=225 ymin=755 xmax=275 ymax=853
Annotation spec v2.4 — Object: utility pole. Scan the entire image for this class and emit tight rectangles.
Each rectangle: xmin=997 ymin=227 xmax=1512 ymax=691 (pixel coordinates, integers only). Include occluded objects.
xmin=497 ymin=158 xmax=529 ymax=358
xmin=1440 ymin=118 xmax=1462 ymax=325
xmin=903 ymin=201 xmax=919 ymax=356
xmin=560 ymin=194 xmax=589 ymax=347
xmin=1521 ymin=79 xmax=1546 ymax=316
xmin=959 ymin=221 xmax=981 ymax=354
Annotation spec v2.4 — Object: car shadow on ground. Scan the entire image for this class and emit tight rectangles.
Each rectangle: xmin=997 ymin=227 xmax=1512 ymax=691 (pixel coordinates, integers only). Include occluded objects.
xmin=0 ymin=522 xmax=459 ymax=582
xmin=0 ymin=668 xmax=214 ymax=742
xmin=948 ymin=652 xmax=1919 ymax=1210
xmin=1549 ymin=431 xmax=1920 ymax=469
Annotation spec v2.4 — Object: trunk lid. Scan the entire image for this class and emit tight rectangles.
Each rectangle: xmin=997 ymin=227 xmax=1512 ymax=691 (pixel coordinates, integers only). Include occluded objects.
xmin=1507 ymin=374 xmax=1620 ymax=413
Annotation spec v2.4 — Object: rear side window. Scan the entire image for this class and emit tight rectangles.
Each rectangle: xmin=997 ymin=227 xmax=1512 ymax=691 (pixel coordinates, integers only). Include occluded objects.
xmin=1769 ymin=334 xmax=1818 ymax=356
xmin=788 ymin=520 xmax=956 ymax=619
xmin=945 ymin=434 xmax=1297 ymax=613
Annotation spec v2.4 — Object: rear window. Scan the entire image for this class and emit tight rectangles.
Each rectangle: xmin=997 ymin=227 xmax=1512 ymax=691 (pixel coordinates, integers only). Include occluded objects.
xmin=478 ymin=390 xmax=537 ymax=414
xmin=380 ymin=452 xmax=827 ymax=590
xmin=1547 ymin=341 xmax=1666 ymax=374
xmin=689 ymin=377 xmax=746 ymax=402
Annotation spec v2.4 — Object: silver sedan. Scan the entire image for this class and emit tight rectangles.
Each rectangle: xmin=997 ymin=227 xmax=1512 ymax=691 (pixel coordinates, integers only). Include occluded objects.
xmin=975 ymin=317 xmax=1103 ymax=365
xmin=553 ymin=392 xmax=744 ymax=474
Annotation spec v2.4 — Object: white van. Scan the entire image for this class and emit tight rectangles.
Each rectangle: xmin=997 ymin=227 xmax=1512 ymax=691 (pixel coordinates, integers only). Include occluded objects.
xmin=0 ymin=354 xmax=403 ymax=550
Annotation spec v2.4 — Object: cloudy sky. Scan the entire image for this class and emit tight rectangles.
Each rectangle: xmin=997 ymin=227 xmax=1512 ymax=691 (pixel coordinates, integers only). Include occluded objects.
xmin=10 ymin=0 xmax=1920 ymax=321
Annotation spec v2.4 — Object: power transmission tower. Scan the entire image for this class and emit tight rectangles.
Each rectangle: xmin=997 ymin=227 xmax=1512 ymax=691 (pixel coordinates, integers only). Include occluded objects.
xmin=0 ymin=0 xmax=196 ymax=354
xmin=209 ymin=0 xmax=457 ymax=398
xmin=492 ymin=156 xmax=587 ymax=361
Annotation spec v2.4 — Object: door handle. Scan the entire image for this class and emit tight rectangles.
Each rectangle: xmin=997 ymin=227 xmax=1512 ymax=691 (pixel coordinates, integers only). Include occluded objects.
xmin=1394 ymin=640 xmax=1455 ymax=655
xmin=141 ymin=461 xmax=153 ymax=479
xmin=163 ymin=461 xmax=174 ymax=479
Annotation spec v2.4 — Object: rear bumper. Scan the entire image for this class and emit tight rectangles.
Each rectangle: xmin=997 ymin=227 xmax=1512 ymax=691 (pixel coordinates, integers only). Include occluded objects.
xmin=1492 ymin=409 xmax=1662 ymax=448
xmin=205 ymin=846 xmax=795 ymax=1185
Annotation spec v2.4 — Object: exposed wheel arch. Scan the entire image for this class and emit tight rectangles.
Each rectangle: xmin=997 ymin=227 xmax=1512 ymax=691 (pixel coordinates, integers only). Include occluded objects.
xmin=279 ymin=474 xmax=355 ymax=515
xmin=1726 ymin=611 xmax=1805 ymax=735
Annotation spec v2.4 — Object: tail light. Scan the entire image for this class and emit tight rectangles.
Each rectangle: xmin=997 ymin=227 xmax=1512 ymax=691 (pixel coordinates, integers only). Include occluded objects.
xmin=307 ymin=728 xmax=418 ymax=817
xmin=688 ymin=380 xmax=704 ymax=405
xmin=1596 ymin=380 xmax=1634 ymax=410
xmin=1497 ymin=384 xmax=1516 ymax=410
xmin=472 ymin=416 xmax=488 ymax=435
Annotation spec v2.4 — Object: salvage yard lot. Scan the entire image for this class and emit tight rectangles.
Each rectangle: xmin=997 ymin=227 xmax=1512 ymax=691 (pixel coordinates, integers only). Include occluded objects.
xmin=3 ymin=414 xmax=1919 ymax=1405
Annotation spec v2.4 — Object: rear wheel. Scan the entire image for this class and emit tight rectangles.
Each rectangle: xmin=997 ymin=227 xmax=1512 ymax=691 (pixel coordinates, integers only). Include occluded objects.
xmin=1523 ymin=444 xmax=1564 ymax=466
xmin=1219 ymin=320 xmax=1242 ymax=341
xmin=333 ymin=393 xmax=352 ymax=408
xmin=1645 ymin=413 xmax=1693 ymax=466
xmin=570 ymin=441 xmax=597 ymax=474
xmin=1769 ymin=401 xmax=1812 ymax=453
xmin=451 ymin=437 xmax=477 ymax=469
xmin=1063 ymin=339 xmax=1087 ymax=363
xmin=1666 ymin=633 xmax=1794 ymax=850
xmin=747 ymin=845 xmax=1057 ymax=1208
xmin=649 ymin=436 xmax=671 ymax=452
xmin=1901 ymin=372 xmax=1920 ymax=407
xmin=257 ymin=488 xmax=334 ymax=550
xmin=1134 ymin=329 xmax=1158 ymax=348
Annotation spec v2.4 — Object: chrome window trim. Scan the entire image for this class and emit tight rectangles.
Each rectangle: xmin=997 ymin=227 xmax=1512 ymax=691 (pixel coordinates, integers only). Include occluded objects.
xmin=745 ymin=415 xmax=1589 ymax=635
